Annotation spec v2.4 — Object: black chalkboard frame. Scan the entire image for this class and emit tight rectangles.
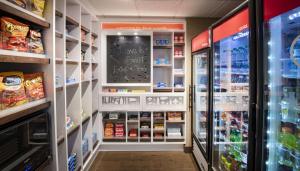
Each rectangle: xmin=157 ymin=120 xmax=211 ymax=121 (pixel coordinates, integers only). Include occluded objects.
xmin=103 ymin=32 xmax=153 ymax=86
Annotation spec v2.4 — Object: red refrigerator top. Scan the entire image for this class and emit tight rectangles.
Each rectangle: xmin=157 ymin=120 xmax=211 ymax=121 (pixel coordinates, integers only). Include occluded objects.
xmin=192 ymin=30 xmax=209 ymax=52
xmin=213 ymin=8 xmax=249 ymax=43
xmin=264 ymin=0 xmax=300 ymax=21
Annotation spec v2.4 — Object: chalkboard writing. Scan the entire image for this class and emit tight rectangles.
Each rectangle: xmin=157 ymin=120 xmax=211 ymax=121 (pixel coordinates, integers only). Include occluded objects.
xmin=107 ymin=35 xmax=151 ymax=83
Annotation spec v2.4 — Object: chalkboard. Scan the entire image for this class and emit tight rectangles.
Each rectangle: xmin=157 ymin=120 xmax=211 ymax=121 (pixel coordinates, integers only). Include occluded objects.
xmin=107 ymin=35 xmax=151 ymax=83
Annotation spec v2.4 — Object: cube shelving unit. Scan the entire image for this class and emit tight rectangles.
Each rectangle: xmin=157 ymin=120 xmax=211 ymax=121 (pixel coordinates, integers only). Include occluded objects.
xmin=0 ymin=0 xmax=100 ymax=170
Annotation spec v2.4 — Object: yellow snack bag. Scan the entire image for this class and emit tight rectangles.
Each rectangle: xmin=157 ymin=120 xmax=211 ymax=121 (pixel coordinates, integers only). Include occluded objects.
xmin=31 ymin=0 xmax=45 ymax=17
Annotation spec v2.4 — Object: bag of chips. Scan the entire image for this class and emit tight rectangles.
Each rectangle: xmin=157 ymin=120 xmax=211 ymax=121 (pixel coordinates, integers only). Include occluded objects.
xmin=0 ymin=72 xmax=28 ymax=110
xmin=29 ymin=30 xmax=44 ymax=54
xmin=8 ymin=0 xmax=28 ymax=9
xmin=31 ymin=0 xmax=45 ymax=17
xmin=0 ymin=17 xmax=29 ymax=37
xmin=24 ymin=72 xmax=45 ymax=101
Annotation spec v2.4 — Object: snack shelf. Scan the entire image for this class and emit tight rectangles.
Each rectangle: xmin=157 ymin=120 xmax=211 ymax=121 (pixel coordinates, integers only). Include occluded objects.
xmin=174 ymin=87 xmax=185 ymax=92
xmin=57 ymin=136 xmax=65 ymax=145
xmin=82 ymin=61 xmax=90 ymax=65
xmin=56 ymin=31 xmax=63 ymax=38
xmin=66 ymin=15 xmax=79 ymax=27
xmin=174 ymin=56 xmax=185 ymax=59
xmin=174 ymin=43 xmax=185 ymax=46
xmin=153 ymin=87 xmax=173 ymax=92
xmin=66 ymin=81 xmax=80 ymax=87
xmin=66 ymin=59 xmax=80 ymax=64
xmin=56 ymin=58 xmax=64 ymax=64
xmin=81 ymin=79 xmax=91 ymax=84
xmin=153 ymin=45 xmax=173 ymax=49
xmin=67 ymin=124 xmax=80 ymax=136
xmin=166 ymin=120 xmax=185 ymax=123
xmin=0 ymin=99 xmax=50 ymax=125
xmin=82 ymin=116 xmax=90 ymax=124
xmin=66 ymin=34 xmax=79 ymax=43
xmin=81 ymin=26 xmax=90 ymax=33
xmin=0 ymin=49 xmax=49 ymax=64
xmin=55 ymin=10 xmax=63 ymax=18
xmin=153 ymin=64 xmax=173 ymax=67
xmin=91 ymin=33 xmax=98 ymax=38
xmin=81 ymin=41 xmax=90 ymax=47
xmin=0 ymin=0 xmax=50 ymax=28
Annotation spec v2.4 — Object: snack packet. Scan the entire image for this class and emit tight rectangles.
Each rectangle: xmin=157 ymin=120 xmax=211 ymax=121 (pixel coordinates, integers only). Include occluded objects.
xmin=0 ymin=72 xmax=28 ymax=110
xmin=0 ymin=17 xmax=29 ymax=37
xmin=29 ymin=30 xmax=44 ymax=54
xmin=31 ymin=0 xmax=45 ymax=17
xmin=24 ymin=72 xmax=45 ymax=101
xmin=8 ymin=0 xmax=28 ymax=9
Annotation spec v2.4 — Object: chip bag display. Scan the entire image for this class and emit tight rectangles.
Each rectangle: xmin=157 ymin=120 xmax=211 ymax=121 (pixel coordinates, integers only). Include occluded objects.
xmin=24 ymin=72 xmax=45 ymax=101
xmin=0 ymin=72 xmax=28 ymax=110
xmin=8 ymin=0 xmax=28 ymax=9
xmin=31 ymin=0 xmax=46 ymax=17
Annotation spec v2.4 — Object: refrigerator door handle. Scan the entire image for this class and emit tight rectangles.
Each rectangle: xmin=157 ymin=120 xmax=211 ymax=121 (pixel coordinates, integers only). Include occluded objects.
xmin=189 ymin=85 xmax=193 ymax=111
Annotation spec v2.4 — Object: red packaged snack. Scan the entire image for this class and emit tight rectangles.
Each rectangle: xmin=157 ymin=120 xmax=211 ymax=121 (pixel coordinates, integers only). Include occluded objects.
xmin=7 ymin=37 xmax=28 ymax=52
xmin=0 ymin=72 xmax=28 ymax=110
xmin=1 ymin=17 xmax=29 ymax=37
xmin=24 ymin=73 xmax=45 ymax=101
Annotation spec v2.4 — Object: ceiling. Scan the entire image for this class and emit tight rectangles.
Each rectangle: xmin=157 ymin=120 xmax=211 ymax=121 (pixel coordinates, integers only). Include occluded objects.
xmin=85 ymin=0 xmax=245 ymax=18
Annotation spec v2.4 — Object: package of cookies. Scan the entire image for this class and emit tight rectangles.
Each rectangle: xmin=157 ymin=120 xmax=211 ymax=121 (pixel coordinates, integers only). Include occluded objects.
xmin=24 ymin=72 xmax=45 ymax=101
xmin=0 ymin=72 xmax=28 ymax=110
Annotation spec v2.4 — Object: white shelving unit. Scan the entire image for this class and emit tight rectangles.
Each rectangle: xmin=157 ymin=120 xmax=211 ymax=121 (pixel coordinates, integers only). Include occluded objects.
xmin=99 ymin=24 xmax=187 ymax=150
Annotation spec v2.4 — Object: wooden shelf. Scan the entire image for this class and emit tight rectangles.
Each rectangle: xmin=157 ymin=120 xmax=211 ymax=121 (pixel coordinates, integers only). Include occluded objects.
xmin=55 ymin=58 xmax=63 ymax=64
xmin=93 ymin=140 xmax=99 ymax=149
xmin=174 ymin=56 xmax=185 ymax=59
xmin=56 ymin=31 xmax=63 ymax=38
xmin=66 ymin=59 xmax=79 ymax=64
xmin=0 ymin=99 xmax=50 ymax=125
xmin=81 ymin=41 xmax=90 ymax=47
xmin=92 ymin=32 xmax=98 ymax=38
xmin=57 ymin=136 xmax=65 ymax=145
xmin=83 ymin=151 xmax=91 ymax=164
xmin=67 ymin=124 xmax=80 ymax=137
xmin=66 ymin=35 xmax=79 ymax=43
xmin=82 ymin=116 xmax=90 ymax=124
xmin=103 ymin=137 xmax=126 ymax=141
xmin=92 ymin=46 xmax=98 ymax=50
xmin=56 ymin=86 xmax=64 ymax=91
xmin=92 ymin=110 xmax=98 ymax=117
xmin=140 ymin=128 xmax=151 ymax=132
xmin=153 ymin=45 xmax=172 ymax=49
xmin=55 ymin=10 xmax=63 ymax=18
xmin=0 ymin=1 xmax=50 ymax=28
xmin=66 ymin=16 xmax=79 ymax=27
xmin=166 ymin=136 xmax=185 ymax=140
xmin=81 ymin=25 xmax=90 ymax=33
xmin=127 ymin=120 xmax=139 ymax=123
xmin=153 ymin=128 xmax=165 ymax=132
xmin=127 ymin=137 xmax=138 ymax=140
xmin=82 ymin=61 xmax=90 ymax=65
xmin=66 ymin=81 xmax=80 ymax=88
xmin=153 ymin=87 xmax=173 ymax=92
xmin=153 ymin=137 xmax=165 ymax=140
xmin=153 ymin=64 xmax=172 ymax=67
xmin=174 ymin=88 xmax=185 ymax=92
xmin=174 ymin=42 xmax=185 ymax=46
xmin=0 ymin=49 xmax=49 ymax=64
xmin=166 ymin=120 xmax=185 ymax=123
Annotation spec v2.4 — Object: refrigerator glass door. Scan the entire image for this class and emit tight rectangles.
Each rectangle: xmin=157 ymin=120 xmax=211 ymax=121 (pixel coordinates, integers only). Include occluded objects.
xmin=193 ymin=51 xmax=209 ymax=154
xmin=264 ymin=6 xmax=300 ymax=171
xmin=212 ymin=27 xmax=250 ymax=170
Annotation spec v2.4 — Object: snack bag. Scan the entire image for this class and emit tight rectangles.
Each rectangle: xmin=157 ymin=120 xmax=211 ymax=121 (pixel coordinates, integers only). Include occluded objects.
xmin=7 ymin=37 xmax=29 ymax=52
xmin=29 ymin=30 xmax=44 ymax=54
xmin=0 ymin=72 xmax=28 ymax=110
xmin=0 ymin=17 xmax=29 ymax=37
xmin=8 ymin=0 xmax=28 ymax=9
xmin=24 ymin=72 xmax=45 ymax=101
xmin=31 ymin=0 xmax=46 ymax=17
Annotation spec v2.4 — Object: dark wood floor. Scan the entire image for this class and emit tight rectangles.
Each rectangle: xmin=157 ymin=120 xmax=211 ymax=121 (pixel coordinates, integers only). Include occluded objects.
xmin=89 ymin=151 xmax=199 ymax=171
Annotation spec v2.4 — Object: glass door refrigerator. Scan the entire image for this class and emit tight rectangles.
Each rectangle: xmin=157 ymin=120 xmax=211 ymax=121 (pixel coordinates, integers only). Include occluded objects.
xmin=211 ymin=1 xmax=255 ymax=170
xmin=191 ymin=30 xmax=210 ymax=171
xmin=256 ymin=0 xmax=300 ymax=170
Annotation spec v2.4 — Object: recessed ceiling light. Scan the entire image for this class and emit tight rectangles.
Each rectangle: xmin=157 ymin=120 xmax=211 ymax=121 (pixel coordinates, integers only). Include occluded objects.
xmin=117 ymin=32 xmax=122 ymax=35
xmin=134 ymin=32 xmax=138 ymax=35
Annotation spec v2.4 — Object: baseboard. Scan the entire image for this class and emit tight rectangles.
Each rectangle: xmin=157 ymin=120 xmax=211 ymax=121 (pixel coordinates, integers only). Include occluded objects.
xmin=184 ymin=146 xmax=193 ymax=153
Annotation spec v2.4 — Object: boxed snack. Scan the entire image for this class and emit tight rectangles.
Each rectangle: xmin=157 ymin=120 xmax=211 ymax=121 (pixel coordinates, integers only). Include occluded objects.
xmin=0 ymin=71 xmax=28 ymax=110
xmin=29 ymin=30 xmax=44 ymax=54
xmin=31 ymin=0 xmax=46 ymax=17
xmin=24 ymin=72 xmax=45 ymax=101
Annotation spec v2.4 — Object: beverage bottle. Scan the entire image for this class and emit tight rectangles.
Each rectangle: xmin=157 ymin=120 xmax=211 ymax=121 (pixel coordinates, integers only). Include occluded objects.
xmin=281 ymin=87 xmax=297 ymax=123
